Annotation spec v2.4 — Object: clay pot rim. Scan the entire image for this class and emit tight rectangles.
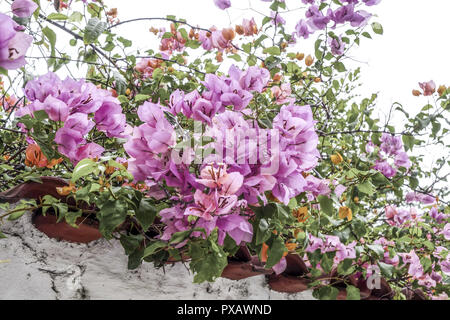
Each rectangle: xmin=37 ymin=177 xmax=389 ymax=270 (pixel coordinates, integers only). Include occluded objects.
xmin=32 ymin=206 xmax=100 ymax=227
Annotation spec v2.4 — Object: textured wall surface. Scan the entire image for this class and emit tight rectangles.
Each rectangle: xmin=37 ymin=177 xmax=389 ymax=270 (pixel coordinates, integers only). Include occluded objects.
xmin=0 ymin=211 xmax=314 ymax=300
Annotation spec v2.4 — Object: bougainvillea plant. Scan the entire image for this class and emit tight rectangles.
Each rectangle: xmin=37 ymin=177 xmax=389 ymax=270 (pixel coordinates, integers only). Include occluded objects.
xmin=0 ymin=0 xmax=448 ymax=300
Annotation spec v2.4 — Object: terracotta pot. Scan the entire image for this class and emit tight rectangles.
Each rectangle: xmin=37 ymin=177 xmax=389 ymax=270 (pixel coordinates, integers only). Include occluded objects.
xmin=0 ymin=176 xmax=69 ymax=203
xmin=401 ymin=288 xmax=427 ymax=300
xmin=371 ymin=278 xmax=394 ymax=299
xmin=222 ymin=261 xmax=275 ymax=280
xmin=32 ymin=211 xmax=102 ymax=244
xmin=166 ymin=253 xmax=191 ymax=264
xmin=221 ymin=246 xmax=274 ymax=280
xmin=268 ymin=274 xmax=310 ymax=293
xmin=284 ymin=253 xmax=309 ymax=276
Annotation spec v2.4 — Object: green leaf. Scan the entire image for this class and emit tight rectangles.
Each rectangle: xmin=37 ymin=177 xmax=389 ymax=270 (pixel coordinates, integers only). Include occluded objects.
xmin=119 ymin=234 xmax=143 ymax=255
xmin=98 ymin=200 xmax=128 ymax=239
xmin=402 ymin=135 xmax=415 ymax=151
xmin=357 ymin=180 xmax=375 ymax=196
xmin=135 ymin=198 xmax=157 ymax=231
xmin=113 ymin=71 xmax=127 ymax=95
xmin=367 ymin=244 xmax=384 ymax=258
xmin=255 ymin=218 xmax=270 ymax=245
xmin=337 ymin=259 xmax=355 ymax=276
xmin=127 ymin=248 xmax=144 ymax=270
xmin=313 ymin=286 xmax=339 ymax=300
xmin=0 ymin=67 xmax=8 ymax=76
xmin=64 ymin=209 xmax=82 ymax=227
xmin=318 ymin=195 xmax=334 ymax=215
xmin=117 ymin=37 xmax=132 ymax=48
xmin=314 ymin=39 xmax=323 ymax=60
xmin=68 ymin=11 xmax=83 ymax=23
xmin=0 ymin=231 xmax=6 ymax=239
xmin=84 ymin=18 xmax=107 ymax=44
xmin=189 ymin=238 xmax=228 ymax=283
xmin=169 ymin=228 xmax=206 ymax=245
xmin=321 ymin=252 xmax=334 ymax=274
xmin=362 ymin=32 xmax=372 ymax=39
xmin=266 ymin=236 xmax=286 ymax=269
xmin=34 ymin=110 xmax=48 ymax=121
xmin=378 ymin=261 xmax=394 ymax=278
xmin=47 ymin=13 xmax=68 ymax=20
xmin=263 ymin=46 xmax=281 ymax=56
xmin=117 ymin=95 xmax=128 ymax=104
xmin=71 ymin=158 xmax=97 ymax=182
xmin=42 ymin=27 xmax=56 ymax=64
xmin=134 ymin=94 xmax=150 ymax=104
xmin=185 ymin=40 xmax=201 ymax=49
xmin=142 ymin=241 xmax=167 ymax=259
xmin=228 ymin=54 xmax=242 ymax=62
xmin=53 ymin=203 xmax=68 ymax=222
xmin=7 ymin=210 xmax=28 ymax=221
xmin=371 ymin=22 xmax=384 ymax=35
xmin=334 ymin=61 xmax=346 ymax=72
xmin=346 ymin=285 xmax=361 ymax=300
xmin=420 ymin=257 xmax=432 ymax=273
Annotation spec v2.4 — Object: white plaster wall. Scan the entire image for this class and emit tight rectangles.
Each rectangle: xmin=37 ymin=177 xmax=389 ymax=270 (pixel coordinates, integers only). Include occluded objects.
xmin=0 ymin=210 xmax=314 ymax=300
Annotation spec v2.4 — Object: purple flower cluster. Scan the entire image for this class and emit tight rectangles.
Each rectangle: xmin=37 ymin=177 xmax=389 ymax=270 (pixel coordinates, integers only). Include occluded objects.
xmin=370 ymin=133 xmax=411 ymax=178
xmin=17 ymin=72 xmax=128 ymax=164
xmin=305 ymin=234 xmax=357 ymax=268
xmin=303 ymin=175 xmax=347 ymax=201
xmin=295 ymin=0 xmax=378 ymax=41
xmin=11 ymin=0 xmax=38 ymax=18
xmin=125 ymin=64 xmax=320 ymax=245
xmin=430 ymin=207 xmax=447 ymax=224
xmin=271 ymin=105 xmax=320 ymax=203
xmin=169 ymin=65 xmax=270 ymax=125
xmin=385 ymin=205 xmax=422 ymax=227
xmin=405 ymin=192 xmax=436 ymax=205
xmin=213 ymin=0 xmax=231 ymax=10
xmin=398 ymin=249 xmax=445 ymax=289
xmin=123 ymin=101 xmax=178 ymax=184
xmin=124 ymin=104 xmax=254 ymax=246
xmin=0 ymin=13 xmax=33 ymax=70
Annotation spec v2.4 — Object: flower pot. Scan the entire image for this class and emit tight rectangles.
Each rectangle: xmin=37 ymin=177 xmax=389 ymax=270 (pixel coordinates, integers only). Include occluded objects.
xmin=0 ymin=176 xmax=69 ymax=203
xmin=166 ymin=253 xmax=191 ymax=264
xmin=32 ymin=210 xmax=102 ymax=244
xmin=221 ymin=246 xmax=274 ymax=280
xmin=268 ymin=274 xmax=311 ymax=293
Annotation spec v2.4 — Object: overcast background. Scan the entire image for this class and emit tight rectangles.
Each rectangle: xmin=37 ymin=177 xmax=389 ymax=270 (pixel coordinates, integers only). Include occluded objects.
xmin=1 ymin=0 xmax=449 ymax=190
xmin=106 ymin=0 xmax=450 ymax=120
xmin=98 ymin=0 xmax=450 ymax=177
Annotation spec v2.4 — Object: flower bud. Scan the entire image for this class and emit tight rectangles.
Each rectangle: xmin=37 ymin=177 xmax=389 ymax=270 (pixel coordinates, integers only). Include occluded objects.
xmin=305 ymin=55 xmax=314 ymax=66
xmin=292 ymin=206 xmax=309 ymax=222
xmin=216 ymin=51 xmax=223 ymax=62
xmin=285 ymin=243 xmax=297 ymax=251
xmin=331 ymin=152 xmax=343 ymax=165
xmin=272 ymin=73 xmax=282 ymax=82
xmin=296 ymin=53 xmax=305 ymax=61
xmin=235 ymin=25 xmax=244 ymax=35
xmin=261 ymin=243 xmax=269 ymax=262
xmin=339 ymin=206 xmax=353 ymax=221
xmin=222 ymin=28 xmax=235 ymax=41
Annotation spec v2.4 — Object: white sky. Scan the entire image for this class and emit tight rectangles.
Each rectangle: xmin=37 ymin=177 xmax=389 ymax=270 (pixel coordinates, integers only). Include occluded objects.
xmin=105 ymin=0 xmax=450 ymax=119
xmin=107 ymin=0 xmax=450 ymax=170
xmin=1 ymin=0 xmax=449 ymax=190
